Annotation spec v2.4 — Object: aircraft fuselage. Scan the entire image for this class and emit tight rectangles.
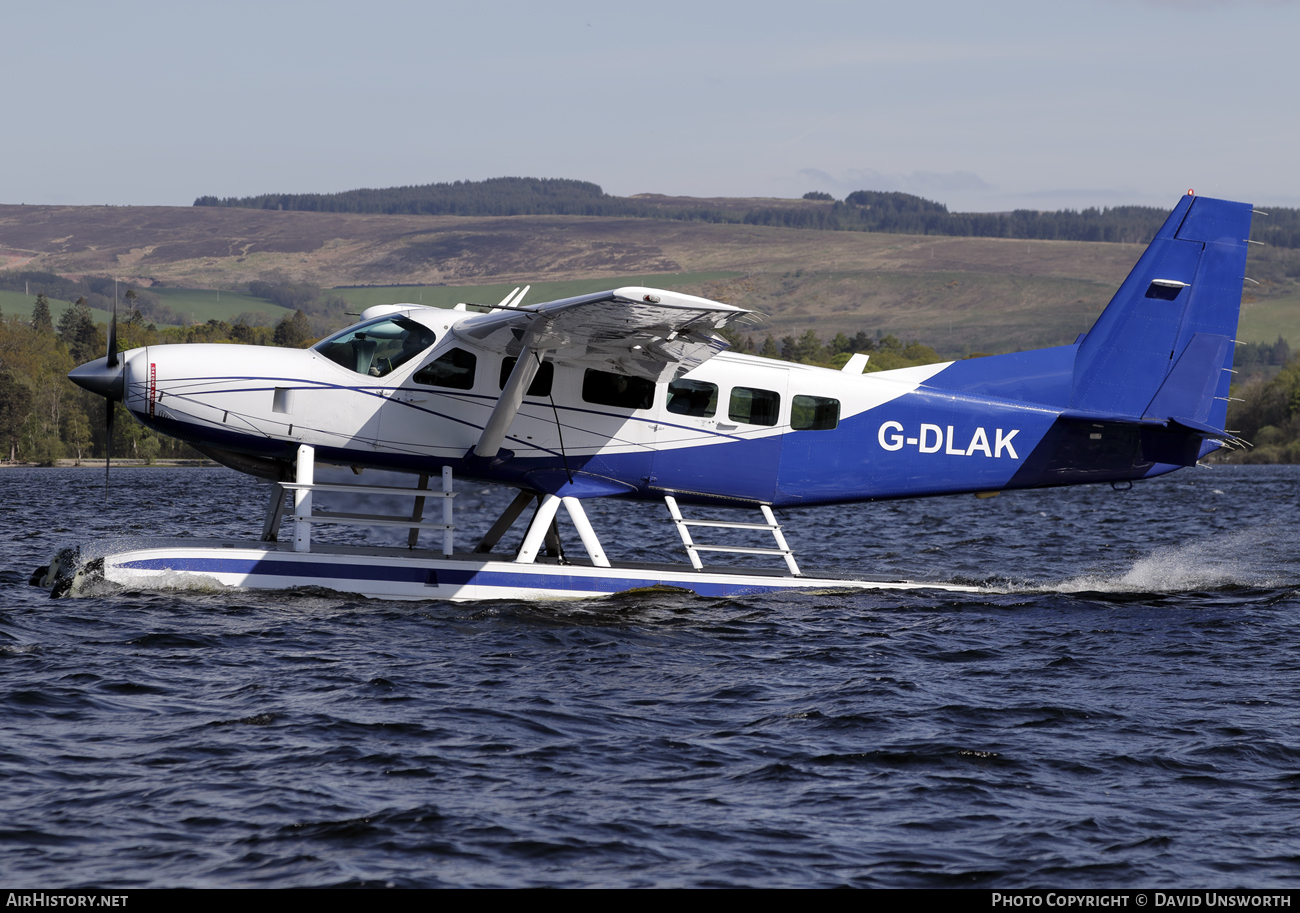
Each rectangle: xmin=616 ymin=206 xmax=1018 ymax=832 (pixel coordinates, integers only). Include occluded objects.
xmin=112 ymin=328 xmax=1184 ymax=509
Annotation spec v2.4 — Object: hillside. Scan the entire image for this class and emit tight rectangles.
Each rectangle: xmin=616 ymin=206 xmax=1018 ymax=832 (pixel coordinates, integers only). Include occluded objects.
xmin=2 ymin=203 xmax=1297 ymax=356
xmin=193 ymin=177 xmax=1300 ymax=249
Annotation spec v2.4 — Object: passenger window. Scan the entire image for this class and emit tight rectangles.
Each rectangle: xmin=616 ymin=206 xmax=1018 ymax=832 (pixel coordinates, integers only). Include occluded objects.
xmin=414 ymin=348 xmax=477 ymax=389
xmin=499 ymin=357 xmax=554 ymax=397
xmin=582 ymin=368 xmax=655 ymax=410
xmin=791 ymin=394 xmax=840 ymax=430
xmin=729 ymin=387 xmax=780 ymax=426
xmin=666 ymin=379 xmax=717 ymax=417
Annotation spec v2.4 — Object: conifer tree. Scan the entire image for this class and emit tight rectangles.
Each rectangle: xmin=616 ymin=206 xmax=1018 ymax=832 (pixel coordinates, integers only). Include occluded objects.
xmin=31 ymin=294 xmax=53 ymax=333
xmin=273 ymin=310 xmax=315 ymax=348
xmin=57 ymin=297 xmax=100 ymax=364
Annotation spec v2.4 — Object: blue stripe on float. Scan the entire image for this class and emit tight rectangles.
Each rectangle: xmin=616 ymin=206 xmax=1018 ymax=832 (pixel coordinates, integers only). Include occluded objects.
xmin=120 ymin=556 xmax=430 ymax=583
xmin=116 ymin=556 xmax=793 ymax=597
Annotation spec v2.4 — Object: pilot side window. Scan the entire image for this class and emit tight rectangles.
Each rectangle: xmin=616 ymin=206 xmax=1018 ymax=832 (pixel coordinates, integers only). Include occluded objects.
xmin=791 ymin=394 xmax=840 ymax=430
xmin=666 ymin=379 xmax=717 ymax=417
xmin=582 ymin=368 xmax=655 ymax=410
xmin=499 ymin=357 xmax=554 ymax=397
xmin=313 ymin=316 xmax=437 ymax=377
xmin=414 ymin=348 xmax=477 ymax=390
xmin=728 ymin=387 xmax=780 ymax=426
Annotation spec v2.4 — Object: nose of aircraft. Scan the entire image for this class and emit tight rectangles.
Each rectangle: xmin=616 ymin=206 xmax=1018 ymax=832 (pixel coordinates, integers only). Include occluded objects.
xmin=69 ymin=356 xmax=125 ymax=401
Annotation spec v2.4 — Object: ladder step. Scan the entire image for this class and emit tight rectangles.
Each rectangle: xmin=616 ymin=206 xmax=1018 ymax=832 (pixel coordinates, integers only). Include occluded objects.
xmin=663 ymin=494 xmax=800 ymax=576
xmin=688 ymin=544 xmax=791 ymax=556
xmin=282 ymin=481 xmax=453 ymax=497
xmin=675 ymin=519 xmax=777 ymax=530
xmin=306 ymin=510 xmax=454 ymax=529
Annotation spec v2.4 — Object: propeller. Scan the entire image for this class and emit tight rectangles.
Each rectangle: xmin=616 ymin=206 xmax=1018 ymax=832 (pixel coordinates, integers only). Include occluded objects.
xmin=68 ymin=284 xmax=127 ymax=503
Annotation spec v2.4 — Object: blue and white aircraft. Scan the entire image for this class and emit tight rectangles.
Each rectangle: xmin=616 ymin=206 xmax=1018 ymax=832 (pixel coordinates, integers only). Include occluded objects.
xmin=52 ymin=192 xmax=1254 ymax=600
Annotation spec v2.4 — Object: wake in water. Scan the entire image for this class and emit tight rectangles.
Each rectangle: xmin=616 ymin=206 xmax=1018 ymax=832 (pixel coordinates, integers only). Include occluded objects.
xmin=1048 ymin=526 xmax=1299 ymax=594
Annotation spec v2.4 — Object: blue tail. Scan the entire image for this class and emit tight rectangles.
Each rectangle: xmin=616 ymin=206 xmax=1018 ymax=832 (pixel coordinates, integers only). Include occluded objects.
xmin=916 ymin=193 xmax=1254 ymax=487
xmin=1069 ymin=193 xmax=1253 ymax=433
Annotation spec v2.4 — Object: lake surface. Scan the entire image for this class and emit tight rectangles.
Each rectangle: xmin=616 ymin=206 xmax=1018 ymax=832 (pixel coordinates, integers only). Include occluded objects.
xmin=2 ymin=464 xmax=1298 ymax=888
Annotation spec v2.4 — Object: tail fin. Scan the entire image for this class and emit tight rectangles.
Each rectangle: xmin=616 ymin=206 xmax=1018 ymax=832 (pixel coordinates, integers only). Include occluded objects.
xmin=1070 ymin=193 xmax=1253 ymax=431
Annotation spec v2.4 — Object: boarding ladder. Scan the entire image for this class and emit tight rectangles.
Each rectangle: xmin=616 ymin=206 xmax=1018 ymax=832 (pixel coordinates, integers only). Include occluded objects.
xmin=267 ymin=444 xmax=455 ymax=555
xmin=663 ymin=495 xmax=801 ymax=577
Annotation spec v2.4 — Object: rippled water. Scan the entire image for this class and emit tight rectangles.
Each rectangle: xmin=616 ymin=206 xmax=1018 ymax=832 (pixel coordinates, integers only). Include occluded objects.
xmin=2 ymin=464 xmax=1298 ymax=888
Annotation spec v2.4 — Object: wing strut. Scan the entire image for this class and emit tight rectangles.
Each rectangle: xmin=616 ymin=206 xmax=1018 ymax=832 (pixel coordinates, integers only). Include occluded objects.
xmin=473 ymin=345 xmax=545 ymax=460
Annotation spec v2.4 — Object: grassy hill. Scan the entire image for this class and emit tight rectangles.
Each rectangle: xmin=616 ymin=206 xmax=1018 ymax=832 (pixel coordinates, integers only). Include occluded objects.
xmin=2 ymin=203 xmax=1296 ymax=356
xmin=330 ymin=272 xmax=740 ymax=311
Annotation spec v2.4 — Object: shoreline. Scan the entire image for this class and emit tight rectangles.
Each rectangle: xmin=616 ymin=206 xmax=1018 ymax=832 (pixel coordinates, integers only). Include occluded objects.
xmin=0 ymin=459 xmax=219 ymax=469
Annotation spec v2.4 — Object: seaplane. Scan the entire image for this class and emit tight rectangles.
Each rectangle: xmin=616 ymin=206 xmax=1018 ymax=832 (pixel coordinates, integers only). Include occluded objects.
xmin=36 ymin=192 xmax=1254 ymax=600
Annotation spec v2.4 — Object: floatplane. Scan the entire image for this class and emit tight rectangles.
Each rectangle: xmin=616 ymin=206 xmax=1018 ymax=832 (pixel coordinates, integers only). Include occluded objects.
xmin=36 ymin=192 xmax=1254 ymax=600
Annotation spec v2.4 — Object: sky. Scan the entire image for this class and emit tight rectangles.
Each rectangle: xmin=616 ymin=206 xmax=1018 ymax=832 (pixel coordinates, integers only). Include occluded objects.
xmin=5 ymin=0 xmax=1299 ymax=213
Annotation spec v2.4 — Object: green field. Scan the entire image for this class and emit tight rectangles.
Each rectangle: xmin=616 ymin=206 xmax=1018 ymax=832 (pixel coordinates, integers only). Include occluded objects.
xmin=0 ymin=290 xmax=112 ymax=325
xmin=148 ymin=288 xmax=295 ymax=324
xmin=1237 ymin=295 xmax=1300 ymax=345
xmin=331 ymin=272 xmax=742 ymax=311
xmin=1 ymin=288 xmax=293 ymax=328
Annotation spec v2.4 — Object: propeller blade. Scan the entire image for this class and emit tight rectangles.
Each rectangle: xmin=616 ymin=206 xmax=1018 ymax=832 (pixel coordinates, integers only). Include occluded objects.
xmin=104 ymin=290 xmax=118 ymax=501
xmin=107 ymin=288 xmax=118 ymax=368
xmin=105 ymin=399 xmax=114 ymax=502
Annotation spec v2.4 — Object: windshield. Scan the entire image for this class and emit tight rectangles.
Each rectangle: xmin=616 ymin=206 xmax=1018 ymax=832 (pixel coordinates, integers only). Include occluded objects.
xmin=314 ymin=315 xmax=437 ymax=376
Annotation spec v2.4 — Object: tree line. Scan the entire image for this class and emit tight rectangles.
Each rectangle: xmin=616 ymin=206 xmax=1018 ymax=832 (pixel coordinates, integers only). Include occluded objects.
xmin=195 ymin=177 xmax=633 ymax=218
xmin=719 ymin=324 xmax=943 ymax=372
xmin=195 ymin=178 xmax=1300 ymax=248
xmin=0 ymin=296 xmax=320 ymax=464
xmin=1222 ymin=344 xmax=1300 ymax=463
xmin=6 ymin=282 xmax=1298 ymax=465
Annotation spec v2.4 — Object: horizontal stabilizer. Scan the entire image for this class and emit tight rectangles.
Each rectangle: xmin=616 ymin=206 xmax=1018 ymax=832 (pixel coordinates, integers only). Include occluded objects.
xmin=1055 ymin=409 xmax=1241 ymax=443
xmin=1166 ymin=416 xmax=1242 ymax=443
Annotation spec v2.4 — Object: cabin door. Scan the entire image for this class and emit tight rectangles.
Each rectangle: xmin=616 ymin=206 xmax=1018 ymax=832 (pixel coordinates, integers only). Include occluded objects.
xmin=650 ymin=375 xmax=786 ymax=504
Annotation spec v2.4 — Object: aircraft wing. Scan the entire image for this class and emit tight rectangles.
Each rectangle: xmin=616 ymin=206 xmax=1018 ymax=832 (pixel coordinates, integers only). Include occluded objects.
xmin=453 ymin=286 xmax=748 ymax=383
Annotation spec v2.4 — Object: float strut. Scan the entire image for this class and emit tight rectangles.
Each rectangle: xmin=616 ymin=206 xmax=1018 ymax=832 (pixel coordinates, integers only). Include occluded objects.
xmin=441 ymin=465 xmax=454 ymax=557
xmin=407 ymin=473 xmax=430 ymax=549
xmin=516 ymin=494 xmax=563 ymax=564
xmin=475 ymin=490 xmax=537 ymax=554
xmin=261 ymin=484 xmax=288 ymax=542
xmin=562 ymin=497 xmax=610 ymax=567
xmin=292 ymin=444 xmax=314 ymax=553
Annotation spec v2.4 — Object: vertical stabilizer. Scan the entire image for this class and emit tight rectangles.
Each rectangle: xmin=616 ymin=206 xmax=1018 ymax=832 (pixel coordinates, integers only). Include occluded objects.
xmin=1070 ymin=194 xmax=1253 ymax=428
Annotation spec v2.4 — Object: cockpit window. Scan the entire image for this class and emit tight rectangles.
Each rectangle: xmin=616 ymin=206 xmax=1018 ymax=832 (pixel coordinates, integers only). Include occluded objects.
xmin=313 ymin=316 xmax=437 ymax=377
xmin=414 ymin=348 xmax=477 ymax=389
